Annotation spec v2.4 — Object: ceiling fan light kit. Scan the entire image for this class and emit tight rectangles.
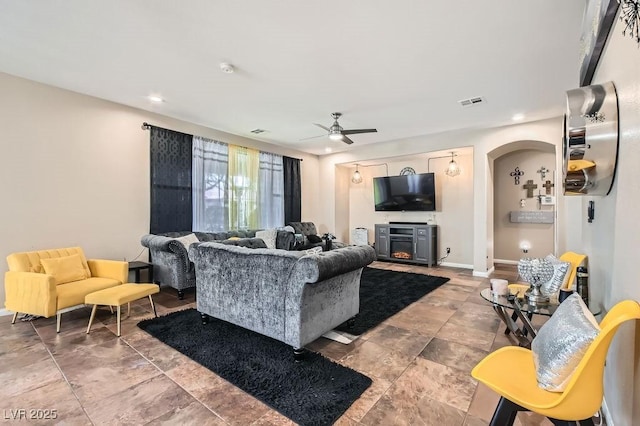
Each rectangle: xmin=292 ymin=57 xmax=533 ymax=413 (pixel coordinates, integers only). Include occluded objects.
xmin=313 ymin=112 xmax=377 ymax=145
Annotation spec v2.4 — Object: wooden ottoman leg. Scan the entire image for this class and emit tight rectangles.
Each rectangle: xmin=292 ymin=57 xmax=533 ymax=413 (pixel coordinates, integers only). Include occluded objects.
xmin=149 ymin=295 xmax=157 ymax=318
xmin=109 ymin=305 xmax=114 ymax=314
xmin=11 ymin=312 xmax=18 ymax=324
xmin=86 ymin=305 xmax=98 ymax=334
xmin=117 ymin=305 xmax=121 ymax=337
xmin=56 ymin=313 xmax=62 ymax=333
xmin=127 ymin=302 xmax=131 ymax=317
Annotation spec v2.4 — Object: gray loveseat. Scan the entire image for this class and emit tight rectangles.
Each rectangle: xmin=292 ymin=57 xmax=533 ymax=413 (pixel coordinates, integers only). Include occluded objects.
xmin=189 ymin=242 xmax=376 ymax=354
xmin=141 ymin=230 xmax=295 ymax=298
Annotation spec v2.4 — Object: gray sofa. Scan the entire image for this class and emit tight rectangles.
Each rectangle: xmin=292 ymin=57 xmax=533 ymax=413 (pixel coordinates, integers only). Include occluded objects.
xmin=188 ymin=242 xmax=376 ymax=353
xmin=288 ymin=221 xmax=347 ymax=251
xmin=141 ymin=230 xmax=296 ymax=298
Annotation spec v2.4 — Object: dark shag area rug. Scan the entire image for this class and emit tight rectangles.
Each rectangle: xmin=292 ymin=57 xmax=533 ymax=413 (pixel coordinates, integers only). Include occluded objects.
xmin=138 ymin=309 xmax=372 ymax=426
xmin=335 ymin=267 xmax=450 ymax=335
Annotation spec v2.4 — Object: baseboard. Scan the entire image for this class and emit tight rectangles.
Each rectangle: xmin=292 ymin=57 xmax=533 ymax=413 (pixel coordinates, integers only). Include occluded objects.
xmin=439 ymin=262 xmax=473 ymax=269
xmin=601 ymin=397 xmax=613 ymax=426
xmin=494 ymin=258 xmax=519 ymax=265
xmin=473 ymin=266 xmax=495 ymax=278
xmin=0 ymin=309 xmax=13 ymax=317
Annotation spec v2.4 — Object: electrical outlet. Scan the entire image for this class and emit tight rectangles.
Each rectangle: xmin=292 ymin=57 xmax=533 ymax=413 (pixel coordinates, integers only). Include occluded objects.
xmin=446 ymin=247 xmax=451 ymax=254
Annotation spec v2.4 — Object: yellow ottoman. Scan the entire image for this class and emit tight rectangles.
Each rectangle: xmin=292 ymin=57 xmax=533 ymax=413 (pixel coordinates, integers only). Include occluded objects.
xmin=85 ymin=283 xmax=159 ymax=337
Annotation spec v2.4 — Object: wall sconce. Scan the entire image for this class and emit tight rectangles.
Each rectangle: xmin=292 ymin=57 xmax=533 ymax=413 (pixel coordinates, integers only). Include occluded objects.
xmin=519 ymin=241 xmax=531 ymax=254
xmin=427 ymin=152 xmax=461 ymax=177
xmin=351 ymin=164 xmax=363 ymax=184
xmin=350 ymin=163 xmax=389 ymax=184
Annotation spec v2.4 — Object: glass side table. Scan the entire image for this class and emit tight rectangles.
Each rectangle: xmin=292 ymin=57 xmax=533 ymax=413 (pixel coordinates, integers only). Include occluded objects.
xmin=480 ymin=288 xmax=601 ymax=348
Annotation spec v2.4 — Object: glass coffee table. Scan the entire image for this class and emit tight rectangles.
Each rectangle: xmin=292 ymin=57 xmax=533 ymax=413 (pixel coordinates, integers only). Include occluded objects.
xmin=480 ymin=287 xmax=601 ymax=348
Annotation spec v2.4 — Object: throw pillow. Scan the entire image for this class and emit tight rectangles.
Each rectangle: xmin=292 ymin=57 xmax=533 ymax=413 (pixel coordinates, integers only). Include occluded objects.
xmin=174 ymin=233 xmax=200 ymax=250
xmin=40 ymin=254 xmax=89 ymax=285
xmin=255 ymin=229 xmax=278 ymax=249
xmin=531 ymin=293 xmax=600 ymax=392
xmin=307 ymin=234 xmax=322 ymax=244
xmin=304 ymin=246 xmax=323 ymax=255
xmin=542 ymin=254 xmax=571 ymax=296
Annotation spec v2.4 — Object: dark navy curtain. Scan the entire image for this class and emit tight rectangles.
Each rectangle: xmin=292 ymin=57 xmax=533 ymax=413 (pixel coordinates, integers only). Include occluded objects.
xmin=283 ymin=156 xmax=301 ymax=225
xmin=150 ymin=126 xmax=193 ymax=234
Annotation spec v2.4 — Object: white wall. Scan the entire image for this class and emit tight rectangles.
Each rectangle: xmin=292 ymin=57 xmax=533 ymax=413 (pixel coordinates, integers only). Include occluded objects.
xmin=346 ymin=153 xmax=474 ymax=267
xmin=318 ymin=118 xmax=563 ymax=275
xmin=0 ymin=72 xmax=318 ymax=308
xmin=580 ymin=19 xmax=640 ymax=425
xmin=493 ymin=148 xmax=555 ymax=261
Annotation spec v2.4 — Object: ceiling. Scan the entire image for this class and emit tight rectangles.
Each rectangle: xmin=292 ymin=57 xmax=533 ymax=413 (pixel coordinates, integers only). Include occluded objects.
xmin=0 ymin=1 xmax=585 ymax=156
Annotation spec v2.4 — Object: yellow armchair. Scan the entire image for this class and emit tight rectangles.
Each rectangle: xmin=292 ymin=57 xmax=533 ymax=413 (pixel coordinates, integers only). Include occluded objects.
xmin=472 ymin=300 xmax=640 ymax=424
xmin=5 ymin=247 xmax=127 ymax=332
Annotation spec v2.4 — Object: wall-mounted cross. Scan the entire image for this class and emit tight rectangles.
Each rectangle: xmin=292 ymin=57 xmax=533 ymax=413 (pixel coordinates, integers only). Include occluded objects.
xmin=523 ymin=180 xmax=538 ymax=198
xmin=537 ymin=166 xmax=549 ymax=181
xmin=542 ymin=180 xmax=554 ymax=195
xmin=510 ymin=167 xmax=524 ymax=185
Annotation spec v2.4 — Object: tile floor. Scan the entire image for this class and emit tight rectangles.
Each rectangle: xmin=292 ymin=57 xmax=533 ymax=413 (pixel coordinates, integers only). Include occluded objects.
xmin=0 ymin=262 xmax=561 ymax=425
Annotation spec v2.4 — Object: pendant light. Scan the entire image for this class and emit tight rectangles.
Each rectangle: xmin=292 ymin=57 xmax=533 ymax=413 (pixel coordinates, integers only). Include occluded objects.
xmin=351 ymin=164 xmax=363 ymax=184
xmin=445 ymin=152 xmax=461 ymax=177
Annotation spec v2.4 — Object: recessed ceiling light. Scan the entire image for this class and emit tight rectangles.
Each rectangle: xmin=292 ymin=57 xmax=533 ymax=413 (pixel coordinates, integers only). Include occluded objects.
xmin=512 ymin=113 xmax=525 ymax=121
xmin=148 ymin=95 xmax=164 ymax=103
xmin=250 ymin=129 xmax=266 ymax=134
xmin=325 ymin=147 xmax=333 ymax=153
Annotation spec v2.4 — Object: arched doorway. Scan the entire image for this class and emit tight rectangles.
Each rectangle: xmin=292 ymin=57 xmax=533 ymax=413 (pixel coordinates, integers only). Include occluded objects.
xmin=489 ymin=140 xmax=557 ymax=264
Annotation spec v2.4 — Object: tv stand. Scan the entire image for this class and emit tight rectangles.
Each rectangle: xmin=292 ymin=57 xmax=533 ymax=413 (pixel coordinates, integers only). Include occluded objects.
xmin=374 ymin=223 xmax=437 ymax=267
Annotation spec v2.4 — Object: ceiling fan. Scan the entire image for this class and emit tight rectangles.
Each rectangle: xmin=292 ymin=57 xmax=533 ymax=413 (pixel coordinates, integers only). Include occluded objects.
xmin=312 ymin=112 xmax=377 ymax=145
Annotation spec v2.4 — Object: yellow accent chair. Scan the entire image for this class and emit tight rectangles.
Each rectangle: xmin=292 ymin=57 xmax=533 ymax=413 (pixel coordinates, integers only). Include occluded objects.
xmin=471 ymin=300 xmax=640 ymax=425
xmin=558 ymin=251 xmax=588 ymax=291
xmin=5 ymin=247 xmax=127 ymax=332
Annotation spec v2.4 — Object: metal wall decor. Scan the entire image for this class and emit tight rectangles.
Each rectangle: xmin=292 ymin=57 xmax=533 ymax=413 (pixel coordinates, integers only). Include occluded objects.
xmin=523 ymin=180 xmax=538 ymax=198
xmin=563 ymin=81 xmax=619 ymax=196
xmin=619 ymin=0 xmax=640 ymax=45
xmin=399 ymin=167 xmax=416 ymax=176
xmin=536 ymin=166 xmax=549 ymax=181
xmin=510 ymin=167 xmax=524 ymax=185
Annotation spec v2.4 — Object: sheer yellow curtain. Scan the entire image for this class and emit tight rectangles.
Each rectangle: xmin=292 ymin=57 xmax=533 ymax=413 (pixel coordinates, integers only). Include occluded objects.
xmin=228 ymin=145 xmax=259 ymax=229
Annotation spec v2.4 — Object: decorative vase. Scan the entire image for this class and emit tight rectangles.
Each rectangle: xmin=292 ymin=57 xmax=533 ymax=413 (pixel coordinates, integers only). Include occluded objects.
xmin=517 ymin=258 xmax=554 ymax=305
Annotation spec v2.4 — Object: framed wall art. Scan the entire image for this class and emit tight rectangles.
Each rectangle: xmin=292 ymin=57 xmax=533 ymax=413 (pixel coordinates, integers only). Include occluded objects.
xmin=579 ymin=0 xmax=620 ymax=87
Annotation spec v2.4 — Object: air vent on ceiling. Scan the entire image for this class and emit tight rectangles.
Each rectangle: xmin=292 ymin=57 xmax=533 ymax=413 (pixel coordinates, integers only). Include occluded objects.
xmin=250 ymin=128 xmax=267 ymax=134
xmin=458 ymin=96 xmax=485 ymax=107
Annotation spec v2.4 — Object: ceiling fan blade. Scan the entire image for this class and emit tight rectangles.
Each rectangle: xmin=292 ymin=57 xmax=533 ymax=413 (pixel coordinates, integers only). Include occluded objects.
xmin=342 ymin=135 xmax=355 ymax=145
xmin=341 ymin=128 xmax=378 ymax=135
xmin=313 ymin=123 xmax=330 ymax=131
xmin=299 ymin=134 xmax=326 ymax=141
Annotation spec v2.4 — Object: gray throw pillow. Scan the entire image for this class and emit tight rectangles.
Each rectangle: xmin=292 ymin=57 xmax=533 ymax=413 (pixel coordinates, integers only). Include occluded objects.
xmin=542 ymin=254 xmax=571 ymax=296
xmin=531 ymin=293 xmax=599 ymax=392
xmin=307 ymin=234 xmax=322 ymax=244
xmin=255 ymin=229 xmax=278 ymax=249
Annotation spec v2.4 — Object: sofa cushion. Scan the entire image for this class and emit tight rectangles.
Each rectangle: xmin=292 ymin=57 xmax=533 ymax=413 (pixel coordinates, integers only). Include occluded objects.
xmin=220 ymin=238 xmax=268 ymax=249
xmin=255 ymin=229 xmax=278 ymax=249
xmin=174 ymin=233 xmax=200 ymax=249
xmin=56 ymin=277 xmax=122 ymax=309
xmin=40 ymin=254 xmax=89 ymax=285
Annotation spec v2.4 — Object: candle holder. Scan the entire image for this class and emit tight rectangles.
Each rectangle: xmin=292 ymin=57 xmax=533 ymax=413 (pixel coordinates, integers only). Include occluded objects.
xmin=517 ymin=258 xmax=554 ymax=306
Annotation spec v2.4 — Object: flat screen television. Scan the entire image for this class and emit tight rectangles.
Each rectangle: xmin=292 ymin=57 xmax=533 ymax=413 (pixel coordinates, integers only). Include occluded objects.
xmin=373 ymin=173 xmax=436 ymax=211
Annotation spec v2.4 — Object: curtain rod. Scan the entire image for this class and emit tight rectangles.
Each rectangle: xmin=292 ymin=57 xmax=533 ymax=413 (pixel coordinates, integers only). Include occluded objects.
xmin=141 ymin=122 xmax=303 ymax=161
